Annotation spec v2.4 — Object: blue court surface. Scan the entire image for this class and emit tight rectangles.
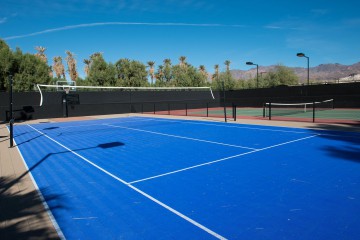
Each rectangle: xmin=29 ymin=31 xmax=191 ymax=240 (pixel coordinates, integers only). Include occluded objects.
xmin=12 ymin=116 xmax=360 ymax=239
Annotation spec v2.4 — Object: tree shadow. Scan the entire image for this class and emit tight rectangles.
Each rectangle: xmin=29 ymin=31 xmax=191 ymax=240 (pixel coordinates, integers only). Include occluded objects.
xmin=309 ymin=122 xmax=360 ymax=164
xmin=0 ymin=176 xmax=63 ymax=240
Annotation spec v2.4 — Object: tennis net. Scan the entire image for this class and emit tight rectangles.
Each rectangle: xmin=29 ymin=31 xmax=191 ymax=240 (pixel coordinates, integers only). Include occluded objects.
xmin=263 ymin=99 xmax=334 ymax=121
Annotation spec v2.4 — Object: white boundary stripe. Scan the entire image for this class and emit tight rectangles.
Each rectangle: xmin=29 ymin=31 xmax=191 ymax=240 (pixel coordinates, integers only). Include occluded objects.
xmin=104 ymin=123 xmax=257 ymax=150
xmin=8 ymin=128 xmax=66 ymax=239
xmin=140 ymin=117 xmax=360 ymax=140
xmin=27 ymin=125 xmax=227 ymax=240
xmin=129 ymin=134 xmax=319 ymax=184
xmin=136 ymin=117 xmax=312 ymax=134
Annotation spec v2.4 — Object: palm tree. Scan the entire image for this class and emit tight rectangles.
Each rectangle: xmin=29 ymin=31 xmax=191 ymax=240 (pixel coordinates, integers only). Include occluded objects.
xmin=147 ymin=61 xmax=155 ymax=85
xmin=213 ymin=64 xmax=220 ymax=81
xmin=163 ymin=59 xmax=172 ymax=83
xmin=224 ymin=60 xmax=231 ymax=72
xmin=164 ymin=58 xmax=171 ymax=66
xmin=90 ymin=52 xmax=103 ymax=60
xmin=49 ymin=66 xmax=54 ymax=78
xmin=53 ymin=56 xmax=66 ymax=79
xmin=65 ymin=51 xmax=78 ymax=82
xmin=179 ymin=56 xmax=187 ymax=68
xmin=35 ymin=46 xmax=47 ymax=63
xmin=199 ymin=65 xmax=206 ymax=76
xmin=83 ymin=59 xmax=91 ymax=77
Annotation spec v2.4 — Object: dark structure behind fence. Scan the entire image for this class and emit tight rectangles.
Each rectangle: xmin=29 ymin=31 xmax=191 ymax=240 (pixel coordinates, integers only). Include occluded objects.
xmin=1 ymin=82 xmax=360 ymax=122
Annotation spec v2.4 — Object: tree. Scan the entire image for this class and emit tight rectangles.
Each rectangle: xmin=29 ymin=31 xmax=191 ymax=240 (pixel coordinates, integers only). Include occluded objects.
xmin=266 ymin=65 xmax=299 ymax=87
xmin=65 ymin=51 xmax=78 ymax=82
xmin=163 ymin=59 xmax=172 ymax=83
xmin=211 ymin=64 xmax=222 ymax=90
xmin=147 ymin=61 xmax=155 ymax=85
xmin=154 ymin=65 xmax=167 ymax=86
xmin=199 ymin=65 xmax=207 ymax=77
xmin=34 ymin=46 xmax=47 ymax=63
xmin=12 ymin=53 xmax=51 ymax=91
xmin=83 ymin=59 xmax=91 ymax=77
xmin=115 ymin=59 xmax=148 ymax=87
xmin=179 ymin=56 xmax=187 ymax=68
xmin=53 ymin=56 xmax=66 ymax=79
xmin=87 ymin=53 xmax=116 ymax=86
xmin=224 ymin=60 xmax=231 ymax=72
xmin=171 ymin=64 xmax=206 ymax=87
xmin=0 ymin=39 xmax=13 ymax=90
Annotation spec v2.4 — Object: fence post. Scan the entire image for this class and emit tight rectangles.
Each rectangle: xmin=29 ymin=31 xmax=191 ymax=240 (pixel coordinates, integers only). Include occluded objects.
xmin=313 ymin=102 xmax=315 ymax=123
xmin=206 ymin=103 xmax=209 ymax=117
xmin=269 ymin=103 xmax=272 ymax=120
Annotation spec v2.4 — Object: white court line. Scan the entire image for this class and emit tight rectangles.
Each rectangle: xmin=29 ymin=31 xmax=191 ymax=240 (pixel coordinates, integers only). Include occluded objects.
xmin=36 ymin=117 xmax=155 ymax=129
xmin=132 ymin=117 xmax=360 ymax=140
xmin=104 ymin=123 xmax=257 ymax=150
xmin=135 ymin=116 xmax=312 ymax=134
xmin=129 ymin=134 xmax=319 ymax=184
xmin=27 ymin=125 xmax=227 ymax=240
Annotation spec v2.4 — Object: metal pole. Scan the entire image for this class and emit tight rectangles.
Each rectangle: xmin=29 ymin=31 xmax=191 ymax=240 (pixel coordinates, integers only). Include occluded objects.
xmin=9 ymin=75 xmax=14 ymax=148
xmin=307 ymin=57 xmax=310 ymax=85
xmin=312 ymin=102 xmax=315 ymax=123
xmin=269 ymin=103 xmax=272 ymax=120
xmin=256 ymin=64 xmax=259 ymax=88
xmin=222 ymin=81 xmax=227 ymax=123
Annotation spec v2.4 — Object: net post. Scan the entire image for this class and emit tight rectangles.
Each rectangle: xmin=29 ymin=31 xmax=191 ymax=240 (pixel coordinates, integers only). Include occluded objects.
xmin=9 ymin=75 xmax=14 ymax=148
xmin=185 ymin=103 xmax=188 ymax=116
xmin=312 ymin=101 xmax=315 ymax=123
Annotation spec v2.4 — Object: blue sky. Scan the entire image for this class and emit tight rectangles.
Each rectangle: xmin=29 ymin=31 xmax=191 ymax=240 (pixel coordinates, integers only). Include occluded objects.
xmin=1 ymin=0 xmax=360 ymax=78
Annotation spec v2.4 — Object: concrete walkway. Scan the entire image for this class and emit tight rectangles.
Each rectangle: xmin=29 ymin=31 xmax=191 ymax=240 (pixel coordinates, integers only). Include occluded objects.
xmin=0 ymin=123 xmax=60 ymax=239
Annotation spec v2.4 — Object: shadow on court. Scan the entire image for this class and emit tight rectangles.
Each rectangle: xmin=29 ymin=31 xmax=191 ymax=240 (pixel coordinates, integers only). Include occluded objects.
xmin=0 ymin=125 xmax=124 ymax=240
xmin=0 ymin=176 xmax=62 ymax=240
xmin=310 ymin=122 xmax=360 ymax=164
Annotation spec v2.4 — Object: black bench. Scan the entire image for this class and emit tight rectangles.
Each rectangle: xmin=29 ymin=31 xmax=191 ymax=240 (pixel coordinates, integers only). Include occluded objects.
xmin=6 ymin=106 xmax=35 ymax=121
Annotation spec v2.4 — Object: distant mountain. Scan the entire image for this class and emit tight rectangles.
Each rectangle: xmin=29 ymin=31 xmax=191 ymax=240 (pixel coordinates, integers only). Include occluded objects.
xmin=230 ymin=62 xmax=360 ymax=84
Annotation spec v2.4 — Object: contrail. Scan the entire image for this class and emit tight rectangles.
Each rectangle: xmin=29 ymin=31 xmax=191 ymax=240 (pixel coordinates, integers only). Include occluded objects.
xmin=4 ymin=22 xmax=245 ymax=40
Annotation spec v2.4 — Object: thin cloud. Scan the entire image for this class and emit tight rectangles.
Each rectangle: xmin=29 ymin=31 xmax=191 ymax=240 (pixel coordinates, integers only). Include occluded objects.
xmin=0 ymin=17 xmax=7 ymax=24
xmin=4 ymin=22 xmax=246 ymax=40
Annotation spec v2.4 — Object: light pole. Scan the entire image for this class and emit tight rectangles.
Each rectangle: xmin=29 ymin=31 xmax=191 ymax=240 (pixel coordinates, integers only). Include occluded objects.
xmin=297 ymin=53 xmax=309 ymax=85
xmin=246 ymin=62 xmax=259 ymax=88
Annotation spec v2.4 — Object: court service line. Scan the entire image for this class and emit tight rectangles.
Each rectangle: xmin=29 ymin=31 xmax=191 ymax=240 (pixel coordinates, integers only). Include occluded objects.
xmin=27 ymin=125 xmax=227 ymax=240
xmin=104 ymin=123 xmax=257 ymax=150
xmin=140 ymin=117 xmax=312 ymax=134
xmin=129 ymin=134 xmax=319 ymax=184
